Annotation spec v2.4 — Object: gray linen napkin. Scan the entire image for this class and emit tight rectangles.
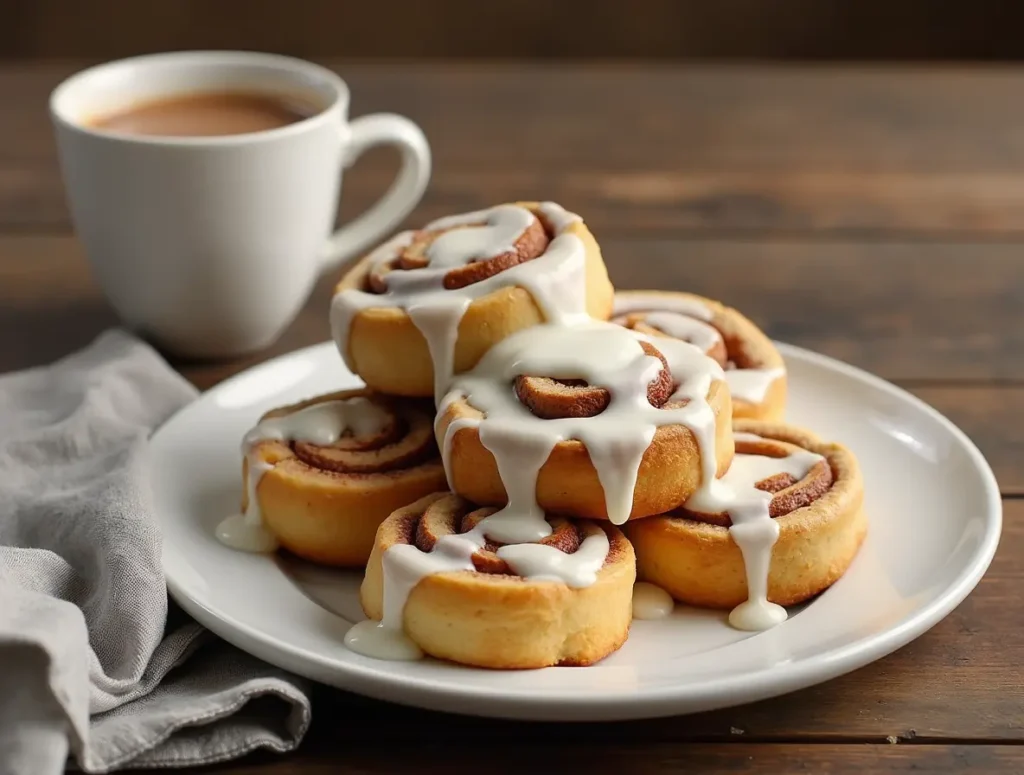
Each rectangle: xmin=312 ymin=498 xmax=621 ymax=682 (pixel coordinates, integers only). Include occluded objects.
xmin=0 ymin=330 xmax=311 ymax=774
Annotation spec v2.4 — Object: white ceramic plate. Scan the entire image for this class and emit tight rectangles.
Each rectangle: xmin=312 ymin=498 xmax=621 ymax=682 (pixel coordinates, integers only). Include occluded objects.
xmin=153 ymin=341 xmax=1001 ymax=721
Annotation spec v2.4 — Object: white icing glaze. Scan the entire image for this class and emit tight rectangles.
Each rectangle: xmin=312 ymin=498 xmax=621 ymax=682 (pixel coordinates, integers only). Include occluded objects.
xmin=684 ymin=433 xmax=825 ymax=631
xmin=343 ymin=620 xmax=424 ymax=661
xmin=345 ymin=314 xmax=811 ymax=661
xmin=724 ymin=367 xmax=787 ymax=404
xmin=632 ymin=582 xmax=675 ymax=620
xmin=537 ymin=201 xmax=583 ymax=233
xmin=612 ymin=292 xmax=714 ymax=322
xmin=216 ymin=397 xmax=389 ymax=554
xmin=419 ymin=205 xmax=535 ymax=267
xmin=330 ymin=202 xmax=589 ymax=401
xmin=439 ymin=320 xmax=724 ymax=537
xmin=641 ymin=311 xmax=723 ymax=354
xmin=497 ymin=527 xmax=609 ymax=586
xmin=612 ymin=292 xmax=785 ymax=406
xmin=336 ymin=221 xmax=805 ymax=662
xmin=351 ymin=515 xmax=611 ymax=661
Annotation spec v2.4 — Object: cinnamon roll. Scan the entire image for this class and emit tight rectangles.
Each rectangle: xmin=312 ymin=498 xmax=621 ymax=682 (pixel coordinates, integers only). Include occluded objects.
xmin=348 ymin=493 xmax=635 ymax=668
xmin=331 ymin=201 xmax=615 ymax=399
xmin=613 ymin=291 xmax=786 ymax=421
xmin=436 ymin=319 xmax=734 ymax=525
xmin=625 ymin=421 xmax=866 ymax=630
xmin=215 ymin=389 xmax=447 ymax=567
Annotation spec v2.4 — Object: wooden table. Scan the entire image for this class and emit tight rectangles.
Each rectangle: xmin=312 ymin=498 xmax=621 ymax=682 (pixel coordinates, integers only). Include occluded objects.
xmin=2 ymin=61 xmax=1021 ymax=773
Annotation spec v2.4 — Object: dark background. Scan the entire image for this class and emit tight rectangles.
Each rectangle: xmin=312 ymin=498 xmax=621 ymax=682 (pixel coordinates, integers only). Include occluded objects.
xmin=3 ymin=0 xmax=1024 ymax=61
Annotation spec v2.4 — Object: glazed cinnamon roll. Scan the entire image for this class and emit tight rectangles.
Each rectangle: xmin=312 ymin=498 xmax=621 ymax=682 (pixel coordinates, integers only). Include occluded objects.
xmin=215 ymin=389 xmax=447 ymax=567
xmin=625 ymin=421 xmax=866 ymax=630
xmin=350 ymin=493 xmax=635 ymax=668
xmin=331 ymin=201 xmax=615 ymax=399
xmin=436 ymin=319 xmax=734 ymax=524
xmin=613 ymin=291 xmax=786 ymax=421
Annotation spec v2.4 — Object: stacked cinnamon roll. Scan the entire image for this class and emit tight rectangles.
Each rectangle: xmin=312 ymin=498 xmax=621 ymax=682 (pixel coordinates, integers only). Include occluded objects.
xmin=217 ymin=201 xmax=867 ymax=669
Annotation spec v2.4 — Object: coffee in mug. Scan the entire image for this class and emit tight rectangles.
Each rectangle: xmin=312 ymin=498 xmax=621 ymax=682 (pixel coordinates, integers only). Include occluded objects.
xmin=87 ymin=91 xmax=321 ymax=137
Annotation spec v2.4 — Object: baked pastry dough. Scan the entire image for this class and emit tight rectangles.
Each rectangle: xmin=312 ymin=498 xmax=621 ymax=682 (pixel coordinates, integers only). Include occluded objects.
xmin=626 ymin=420 xmax=866 ymax=614
xmin=359 ymin=493 xmax=635 ymax=668
xmin=613 ymin=290 xmax=786 ymax=421
xmin=237 ymin=389 xmax=447 ymax=566
xmin=436 ymin=321 xmax=734 ymax=523
xmin=331 ymin=201 xmax=615 ymax=398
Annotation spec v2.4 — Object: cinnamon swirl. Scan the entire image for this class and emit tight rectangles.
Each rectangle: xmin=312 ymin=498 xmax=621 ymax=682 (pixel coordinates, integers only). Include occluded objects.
xmin=349 ymin=493 xmax=635 ymax=668
xmin=436 ymin=319 xmax=734 ymax=526
xmin=215 ymin=389 xmax=447 ymax=567
xmin=625 ymin=421 xmax=866 ymax=630
xmin=331 ymin=201 xmax=615 ymax=399
xmin=613 ymin=291 xmax=786 ymax=421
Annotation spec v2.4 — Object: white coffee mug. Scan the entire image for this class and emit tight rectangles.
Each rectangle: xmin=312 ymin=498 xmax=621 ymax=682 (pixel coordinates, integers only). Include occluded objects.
xmin=50 ymin=51 xmax=430 ymax=358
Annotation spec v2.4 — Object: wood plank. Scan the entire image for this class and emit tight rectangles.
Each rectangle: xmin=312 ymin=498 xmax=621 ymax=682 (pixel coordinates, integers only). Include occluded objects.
xmin=3 ymin=235 xmax=1020 ymax=383
xmin=611 ymin=239 xmax=1024 ymax=383
xmin=179 ymin=744 xmax=1024 ymax=774
xmin=11 ymin=64 xmax=1024 ymax=235
xmin=9 ymin=0 xmax=1024 ymax=62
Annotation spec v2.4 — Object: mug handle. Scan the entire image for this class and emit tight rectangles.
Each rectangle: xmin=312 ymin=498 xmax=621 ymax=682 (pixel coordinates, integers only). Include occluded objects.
xmin=321 ymin=113 xmax=431 ymax=271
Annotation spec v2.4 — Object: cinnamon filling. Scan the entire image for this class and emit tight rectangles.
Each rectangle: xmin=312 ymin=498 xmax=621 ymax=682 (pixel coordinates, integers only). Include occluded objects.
xmin=291 ymin=398 xmax=439 ymax=474
xmin=679 ymin=435 xmax=834 ymax=526
xmin=514 ymin=341 xmax=674 ymax=419
xmin=367 ymin=215 xmax=551 ymax=293
xmin=394 ymin=496 xmax=611 ymax=577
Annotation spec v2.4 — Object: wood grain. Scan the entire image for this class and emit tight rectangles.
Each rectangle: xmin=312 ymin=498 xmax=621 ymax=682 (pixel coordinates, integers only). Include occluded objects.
xmin=177 ymin=744 xmax=1024 ymax=775
xmin=7 ymin=0 xmax=1024 ymax=62
xmin=3 ymin=235 xmax=1021 ymax=383
xmin=12 ymin=64 xmax=1024 ymax=236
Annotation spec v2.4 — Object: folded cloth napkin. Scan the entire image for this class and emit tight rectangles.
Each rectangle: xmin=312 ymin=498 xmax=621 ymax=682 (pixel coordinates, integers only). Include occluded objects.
xmin=0 ymin=330 xmax=311 ymax=774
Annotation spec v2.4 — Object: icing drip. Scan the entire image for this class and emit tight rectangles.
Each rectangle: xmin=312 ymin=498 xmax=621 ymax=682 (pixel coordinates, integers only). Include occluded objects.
xmin=336 ymin=215 xmax=805 ymax=661
xmin=216 ymin=398 xmax=389 ymax=553
xmin=331 ymin=202 xmax=589 ymax=401
xmin=612 ymin=293 xmax=785 ymax=405
xmin=684 ymin=432 xmax=825 ymax=631
xmin=440 ymin=320 xmax=724 ymax=538
xmin=352 ymin=318 xmax=725 ymax=662
xmin=632 ymin=582 xmax=675 ymax=620
xmin=346 ymin=317 xmax=807 ymax=660
xmin=345 ymin=517 xmax=610 ymax=660
xmin=641 ymin=311 xmax=723 ymax=354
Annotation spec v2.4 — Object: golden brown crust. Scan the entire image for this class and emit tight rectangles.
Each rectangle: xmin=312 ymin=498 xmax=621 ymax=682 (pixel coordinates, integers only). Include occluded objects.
xmin=436 ymin=379 xmax=735 ymax=522
xmin=334 ymin=202 xmax=615 ymax=397
xmin=243 ymin=389 xmax=448 ymax=567
xmin=613 ymin=290 xmax=787 ymax=421
xmin=625 ymin=420 xmax=866 ymax=608
xmin=359 ymin=493 xmax=635 ymax=669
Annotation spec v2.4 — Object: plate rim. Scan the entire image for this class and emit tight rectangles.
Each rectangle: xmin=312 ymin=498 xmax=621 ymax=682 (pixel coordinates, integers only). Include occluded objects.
xmin=158 ymin=340 xmax=1003 ymax=720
